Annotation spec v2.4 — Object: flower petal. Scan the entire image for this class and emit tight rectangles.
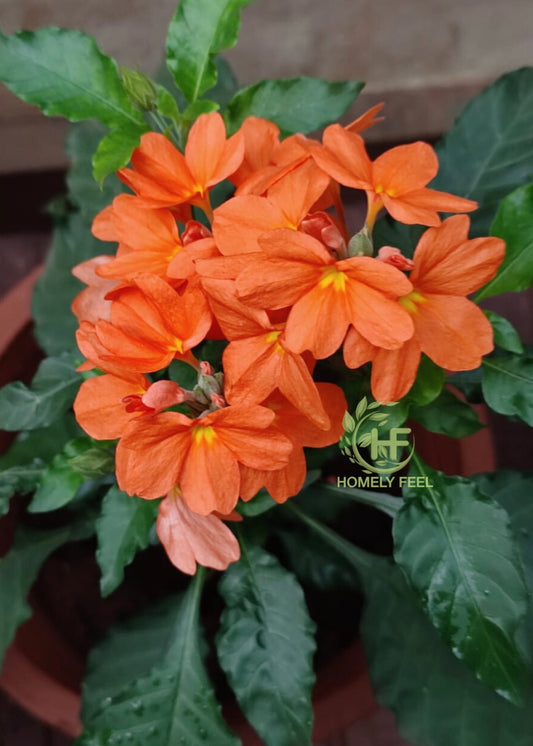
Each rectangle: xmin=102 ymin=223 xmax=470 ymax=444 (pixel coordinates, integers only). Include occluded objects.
xmin=414 ymin=294 xmax=494 ymax=370
xmin=156 ymin=493 xmax=240 ymax=575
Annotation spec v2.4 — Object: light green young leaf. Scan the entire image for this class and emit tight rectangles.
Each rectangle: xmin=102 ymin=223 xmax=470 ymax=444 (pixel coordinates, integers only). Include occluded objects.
xmin=156 ymin=85 xmax=181 ymax=121
xmin=166 ymin=0 xmax=254 ymax=103
xmin=92 ymin=126 xmax=145 ymax=184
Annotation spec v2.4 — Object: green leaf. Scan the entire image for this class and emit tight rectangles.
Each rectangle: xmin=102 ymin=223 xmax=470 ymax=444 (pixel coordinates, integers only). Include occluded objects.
xmin=92 ymin=127 xmax=144 ymax=184
xmin=482 ymin=351 xmax=533 ymax=426
xmin=394 ymin=458 xmax=530 ymax=705
xmin=361 ymin=559 xmax=533 ymax=746
xmin=217 ymin=543 xmax=316 ymax=746
xmin=225 ymin=77 xmax=364 ymax=136
xmin=69 ymin=445 xmax=115 ymax=480
xmin=0 ymin=28 xmax=145 ymax=128
xmin=32 ymin=213 xmax=109 ymax=355
xmin=473 ymin=470 xmax=533 ymax=592
xmin=409 ymin=387 xmax=484 ymax=437
xmin=28 ymin=438 xmax=96 ymax=513
xmin=0 ymin=517 xmax=93 ymax=670
xmin=447 ymin=366 xmax=484 ymax=403
xmin=374 ymin=67 xmax=533 ymax=250
xmin=66 ymin=122 xmax=125 ymax=220
xmin=407 ymin=355 xmax=445 ymax=406
xmin=167 ymin=359 xmax=200 ymax=390
xmin=182 ymin=99 xmax=220 ymax=123
xmin=0 ymin=414 xmax=82 ymax=469
xmin=96 ymin=487 xmax=159 ymax=597
xmin=156 ymin=85 xmax=181 ymax=121
xmin=205 ymin=56 xmax=239 ymax=109
xmin=0 ymin=356 xmax=80 ymax=431
xmin=277 ymin=526 xmax=359 ymax=592
xmin=433 ymin=67 xmax=533 ymax=237
xmin=166 ymin=0 xmax=254 ymax=104
xmin=81 ymin=573 xmax=240 ymax=745
xmin=0 ymin=460 xmax=45 ymax=516
xmin=485 ymin=310 xmax=524 ymax=354
xmin=477 ymin=183 xmax=533 ymax=300
xmin=237 ymin=489 xmax=277 ymax=517
xmin=81 ymin=595 xmax=180 ymax=721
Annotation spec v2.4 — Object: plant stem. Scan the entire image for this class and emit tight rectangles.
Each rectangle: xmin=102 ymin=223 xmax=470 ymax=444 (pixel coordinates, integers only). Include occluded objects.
xmin=286 ymin=502 xmax=376 ymax=579
xmin=320 ymin=481 xmax=403 ymax=518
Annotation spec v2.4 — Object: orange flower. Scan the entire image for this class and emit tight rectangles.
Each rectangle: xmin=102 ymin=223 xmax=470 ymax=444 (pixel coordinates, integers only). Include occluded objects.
xmin=234 ymin=104 xmax=384 ymax=198
xmin=212 ymin=159 xmax=331 ymax=255
xmin=91 ymin=194 xmax=183 ymax=280
xmin=117 ymin=113 xmax=244 ymax=215
xmin=229 ymin=116 xmax=281 ymax=187
xmin=235 ymin=229 xmax=414 ymax=358
xmin=239 ymin=383 xmax=347 ymax=502
xmin=344 ymin=215 xmax=506 ymax=401
xmin=313 ymin=131 xmax=477 ymax=227
xmin=156 ymin=488 xmax=241 ymax=575
xmin=202 ymin=278 xmax=331 ymax=428
xmin=74 ymin=372 xmax=150 ymax=440
xmin=88 ymin=273 xmax=211 ymax=373
xmin=74 ymin=375 xmax=188 ymax=441
xmin=71 ymin=256 xmax=117 ymax=324
xmin=116 ymin=404 xmax=293 ymax=514
xmin=345 ymin=102 xmax=385 ymax=134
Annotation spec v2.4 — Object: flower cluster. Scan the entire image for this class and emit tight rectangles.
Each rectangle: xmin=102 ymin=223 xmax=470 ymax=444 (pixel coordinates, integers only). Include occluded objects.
xmin=72 ymin=109 xmax=505 ymax=574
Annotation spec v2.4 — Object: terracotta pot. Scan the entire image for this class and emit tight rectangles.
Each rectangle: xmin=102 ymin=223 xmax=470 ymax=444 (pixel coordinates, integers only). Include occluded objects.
xmin=0 ymin=270 xmax=379 ymax=743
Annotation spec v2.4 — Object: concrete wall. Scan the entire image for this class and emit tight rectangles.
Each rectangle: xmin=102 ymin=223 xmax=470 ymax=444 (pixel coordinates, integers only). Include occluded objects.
xmin=1 ymin=0 xmax=532 ymax=172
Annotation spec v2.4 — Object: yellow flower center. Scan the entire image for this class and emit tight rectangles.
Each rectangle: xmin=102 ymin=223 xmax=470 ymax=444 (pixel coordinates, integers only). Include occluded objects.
xmin=191 ymin=424 xmax=217 ymax=446
xmin=375 ymin=184 xmax=397 ymax=197
xmin=172 ymin=338 xmax=184 ymax=354
xmin=166 ymin=244 xmax=182 ymax=261
xmin=264 ymin=330 xmax=285 ymax=354
xmin=399 ymin=290 xmax=426 ymax=314
xmin=318 ymin=265 xmax=347 ymax=292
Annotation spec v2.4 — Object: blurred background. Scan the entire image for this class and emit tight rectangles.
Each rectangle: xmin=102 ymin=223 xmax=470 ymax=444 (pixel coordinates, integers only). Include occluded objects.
xmin=0 ymin=1 xmax=532 ymax=744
